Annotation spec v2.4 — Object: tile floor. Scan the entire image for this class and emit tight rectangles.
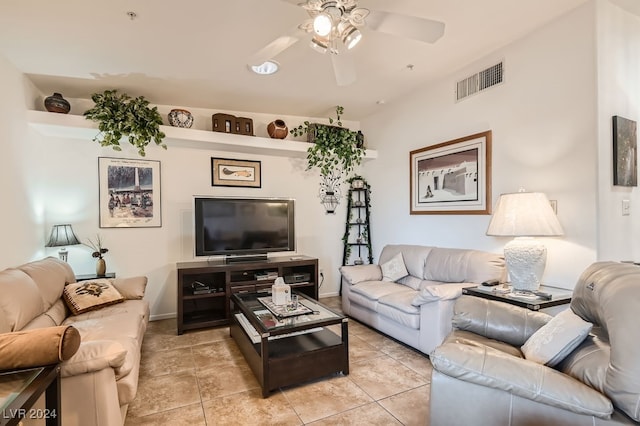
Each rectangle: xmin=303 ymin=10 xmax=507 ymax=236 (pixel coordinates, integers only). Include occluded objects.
xmin=125 ymin=297 xmax=433 ymax=425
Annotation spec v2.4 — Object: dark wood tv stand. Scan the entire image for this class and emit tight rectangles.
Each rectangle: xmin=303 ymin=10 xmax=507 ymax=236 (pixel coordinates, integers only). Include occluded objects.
xmin=176 ymin=255 xmax=318 ymax=334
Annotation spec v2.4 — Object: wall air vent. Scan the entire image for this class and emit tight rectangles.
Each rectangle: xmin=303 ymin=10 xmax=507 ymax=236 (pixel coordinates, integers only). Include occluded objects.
xmin=456 ymin=61 xmax=504 ymax=102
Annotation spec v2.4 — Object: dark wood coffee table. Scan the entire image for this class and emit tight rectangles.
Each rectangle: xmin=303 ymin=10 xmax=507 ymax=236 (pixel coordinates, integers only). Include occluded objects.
xmin=230 ymin=291 xmax=349 ymax=397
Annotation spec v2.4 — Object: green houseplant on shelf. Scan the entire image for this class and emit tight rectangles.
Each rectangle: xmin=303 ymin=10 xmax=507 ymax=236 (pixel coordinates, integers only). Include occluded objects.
xmin=84 ymin=89 xmax=166 ymax=157
xmin=290 ymin=105 xmax=365 ymax=179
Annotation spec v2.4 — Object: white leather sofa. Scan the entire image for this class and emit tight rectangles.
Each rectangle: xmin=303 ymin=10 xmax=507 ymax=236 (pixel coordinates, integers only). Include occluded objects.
xmin=0 ymin=257 xmax=149 ymax=426
xmin=339 ymin=244 xmax=505 ymax=355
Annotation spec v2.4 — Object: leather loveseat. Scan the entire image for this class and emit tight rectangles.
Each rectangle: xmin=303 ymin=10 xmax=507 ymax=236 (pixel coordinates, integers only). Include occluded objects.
xmin=430 ymin=261 xmax=640 ymax=425
xmin=0 ymin=257 xmax=149 ymax=426
xmin=339 ymin=244 xmax=505 ymax=355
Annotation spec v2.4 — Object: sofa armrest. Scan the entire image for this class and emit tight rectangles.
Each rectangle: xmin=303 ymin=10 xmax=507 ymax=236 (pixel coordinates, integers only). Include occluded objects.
xmin=452 ymin=295 xmax=551 ymax=346
xmin=339 ymin=264 xmax=381 ymax=285
xmin=431 ymin=342 xmax=613 ymax=418
xmin=411 ymin=283 xmax=475 ymax=306
xmin=0 ymin=326 xmax=80 ymax=371
xmin=60 ymin=340 xmax=126 ymax=378
xmin=110 ymin=276 xmax=147 ymax=300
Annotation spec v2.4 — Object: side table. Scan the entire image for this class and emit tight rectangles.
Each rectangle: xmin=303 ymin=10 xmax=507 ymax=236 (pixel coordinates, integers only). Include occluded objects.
xmin=462 ymin=284 xmax=572 ymax=313
xmin=0 ymin=365 xmax=61 ymax=426
xmin=75 ymin=272 xmax=116 ymax=282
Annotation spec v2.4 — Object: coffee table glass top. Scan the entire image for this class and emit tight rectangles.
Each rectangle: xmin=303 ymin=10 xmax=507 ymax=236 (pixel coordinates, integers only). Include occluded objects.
xmin=0 ymin=367 xmax=44 ymax=411
xmin=232 ymin=291 xmax=344 ymax=334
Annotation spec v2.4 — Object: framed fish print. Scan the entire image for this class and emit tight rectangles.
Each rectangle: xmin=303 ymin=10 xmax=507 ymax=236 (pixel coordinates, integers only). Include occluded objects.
xmin=211 ymin=157 xmax=262 ymax=188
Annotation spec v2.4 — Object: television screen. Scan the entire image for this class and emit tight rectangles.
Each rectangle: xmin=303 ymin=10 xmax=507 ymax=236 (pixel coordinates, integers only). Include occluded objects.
xmin=194 ymin=197 xmax=295 ymax=257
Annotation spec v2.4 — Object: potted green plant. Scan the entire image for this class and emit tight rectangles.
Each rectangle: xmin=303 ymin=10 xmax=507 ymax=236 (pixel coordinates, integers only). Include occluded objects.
xmin=84 ymin=89 xmax=167 ymax=157
xmin=290 ymin=106 xmax=365 ymax=179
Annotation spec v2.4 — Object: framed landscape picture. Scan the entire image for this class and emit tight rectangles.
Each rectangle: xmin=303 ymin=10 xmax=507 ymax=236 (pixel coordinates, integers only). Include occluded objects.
xmin=98 ymin=157 xmax=162 ymax=228
xmin=211 ymin=157 xmax=261 ymax=188
xmin=613 ymin=115 xmax=637 ymax=187
xmin=410 ymin=131 xmax=492 ymax=215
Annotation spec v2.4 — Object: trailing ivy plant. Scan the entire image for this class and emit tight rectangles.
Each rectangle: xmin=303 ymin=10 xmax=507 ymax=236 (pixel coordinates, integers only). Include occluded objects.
xmin=84 ymin=90 xmax=166 ymax=157
xmin=290 ymin=106 xmax=365 ymax=179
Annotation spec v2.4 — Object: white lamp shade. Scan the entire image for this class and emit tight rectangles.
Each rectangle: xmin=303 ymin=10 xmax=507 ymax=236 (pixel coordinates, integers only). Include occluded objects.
xmin=486 ymin=192 xmax=563 ymax=237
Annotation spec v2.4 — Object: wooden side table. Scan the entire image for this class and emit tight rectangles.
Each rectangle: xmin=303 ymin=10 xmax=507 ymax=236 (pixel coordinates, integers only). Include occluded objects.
xmin=75 ymin=272 xmax=116 ymax=282
xmin=0 ymin=365 xmax=61 ymax=426
xmin=462 ymin=284 xmax=572 ymax=313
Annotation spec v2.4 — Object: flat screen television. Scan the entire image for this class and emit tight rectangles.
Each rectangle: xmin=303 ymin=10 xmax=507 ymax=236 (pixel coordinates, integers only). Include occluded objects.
xmin=194 ymin=197 xmax=295 ymax=260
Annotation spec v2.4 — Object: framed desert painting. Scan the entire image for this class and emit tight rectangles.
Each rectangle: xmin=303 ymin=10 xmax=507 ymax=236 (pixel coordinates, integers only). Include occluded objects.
xmin=410 ymin=131 xmax=492 ymax=215
xmin=99 ymin=157 xmax=162 ymax=228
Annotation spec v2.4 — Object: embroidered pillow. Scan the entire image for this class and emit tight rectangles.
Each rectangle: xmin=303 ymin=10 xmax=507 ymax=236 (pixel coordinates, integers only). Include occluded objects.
xmin=63 ymin=279 xmax=124 ymax=315
xmin=521 ymin=308 xmax=593 ymax=367
xmin=380 ymin=252 xmax=409 ymax=282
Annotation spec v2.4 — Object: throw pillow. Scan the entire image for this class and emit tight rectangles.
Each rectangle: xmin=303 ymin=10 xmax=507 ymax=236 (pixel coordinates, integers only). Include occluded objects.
xmin=380 ymin=252 xmax=409 ymax=282
xmin=63 ymin=279 xmax=124 ymax=315
xmin=521 ymin=308 xmax=593 ymax=367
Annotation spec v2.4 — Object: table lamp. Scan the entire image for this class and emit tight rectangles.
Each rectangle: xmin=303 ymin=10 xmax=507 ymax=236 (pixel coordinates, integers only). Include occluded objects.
xmin=45 ymin=224 xmax=80 ymax=262
xmin=486 ymin=190 xmax=563 ymax=291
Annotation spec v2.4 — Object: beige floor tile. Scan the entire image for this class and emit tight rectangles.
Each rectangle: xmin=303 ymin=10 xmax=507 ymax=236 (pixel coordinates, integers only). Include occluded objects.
xmin=283 ymin=375 xmax=373 ymax=424
xmin=203 ymin=388 xmax=301 ymax=425
xmin=197 ymin=363 xmax=260 ymax=401
xmin=191 ymin=339 xmax=246 ymax=370
xmin=349 ymin=334 xmax=386 ymax=363
xmin=308 ymin=401 xmax=402 ymax=425
xmin=141 ymin=330 xmax=194 ymax=353
xmin=146 ymin=318 xmax=177 ymax=335
xmin=139 ymin=346 xmax=195 ymax=378
xmin=127 ymin=371 xmax=201 ymax=418
xmin=188 ymin=326 xmax=231 ymax=345
xmin=124 ymin=402 xmax=206 ymax=426
xmin=385 ymin=346 xmax=433 ymax=380
xmin=378 ymin=384 xmax=431 ymax=426
xmin=350 ymin=355 xmax=428 ymax=400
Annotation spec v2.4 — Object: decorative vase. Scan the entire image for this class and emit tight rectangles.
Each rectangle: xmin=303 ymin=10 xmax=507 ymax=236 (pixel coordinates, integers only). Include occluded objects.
xmin=44 ymin=93 xmax=71 ymax=114
xmin=267 ymin=119 xmax=288 ymax=139
xmin=96 ymin=258 xmax=106 ymax=276
xmin=168 ymin=109 xmax=194 ymax=128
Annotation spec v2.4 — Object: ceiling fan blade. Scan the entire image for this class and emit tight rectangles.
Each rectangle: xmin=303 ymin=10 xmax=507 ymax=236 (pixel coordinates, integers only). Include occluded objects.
xmin=248 ymin=32 xmax=301 ymax=66
xmin=366 ymin=10 xmax=445 ymax=44
xmin=331 ymin=54 xmax=356 ymax=86
xmin=279 ymin=0 xmax=306 ymax=6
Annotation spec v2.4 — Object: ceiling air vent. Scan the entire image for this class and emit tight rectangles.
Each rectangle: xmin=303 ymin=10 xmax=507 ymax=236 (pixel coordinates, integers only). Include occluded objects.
xmin=456 ymin=62 xmax=504 ymax=102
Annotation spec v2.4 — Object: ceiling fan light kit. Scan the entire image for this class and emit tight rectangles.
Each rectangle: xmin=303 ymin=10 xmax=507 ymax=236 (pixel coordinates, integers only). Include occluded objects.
xmin=249 ymin=0 xmax=445 ymax=85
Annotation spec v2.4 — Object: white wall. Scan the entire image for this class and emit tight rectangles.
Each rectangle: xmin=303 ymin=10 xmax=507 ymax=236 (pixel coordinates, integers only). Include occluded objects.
xmin=0 ymin=69 xmax=358 ymax=319
xmin=596 ymin=0 xmax=640 ymax=261
xmin=0 ymin=54 xmax=46 ymax=267
xmin=361 ymin=2 xmax=599 ymax=289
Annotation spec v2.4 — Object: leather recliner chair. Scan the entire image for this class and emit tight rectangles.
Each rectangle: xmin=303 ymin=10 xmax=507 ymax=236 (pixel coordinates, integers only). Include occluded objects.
xmin=429 ymin=261 xmax=640 ymax=425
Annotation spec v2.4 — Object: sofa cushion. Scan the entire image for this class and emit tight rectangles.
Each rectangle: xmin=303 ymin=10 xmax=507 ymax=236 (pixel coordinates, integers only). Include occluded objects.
xmin=350 ymin=281 xmax=412 ymax=301
xmin=397 ymin=275 xmax=423 ymax=290
xmin=0 ymin=269 xmax=44 ymax=332
xmin=19 ymin=257 xmax=74 ymax=311
xmin=412 ymin=283 xmax=476 ymax=306
xmin=0 ymin=325 xmax=81 ymax=371
xmin=521 ymin=307 xmax=592 ymax=367
xmin=61 ymin=340 xmax=127 ymax=378
xmin=110 ymin=276 xmax=147 ymax=300
xmin=379 ymin=245 xmax=434 ymax=279
xmin=63 ymin=279 xmax=125 ymax=315
xmin=379 ymin=291 xmax=420 ymax=315
xmin=377 ymin=303 xmax=420 ymax=329
xmin=424 ymin=248 xmax=505 ymax=284
xmin=339 ymin=264 xmax=382 ymax=285
xmin=380 ymin=252 xmax=409 ymax=282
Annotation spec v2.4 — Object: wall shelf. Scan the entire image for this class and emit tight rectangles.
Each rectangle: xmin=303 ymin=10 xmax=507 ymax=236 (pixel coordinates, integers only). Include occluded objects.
xmin=26 ymin=110 xmax=378 ymax=160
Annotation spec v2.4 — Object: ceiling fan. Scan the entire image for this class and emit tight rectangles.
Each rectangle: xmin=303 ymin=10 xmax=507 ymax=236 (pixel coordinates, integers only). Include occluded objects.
xmin=249 ymin=0 xmax=445 ymax=86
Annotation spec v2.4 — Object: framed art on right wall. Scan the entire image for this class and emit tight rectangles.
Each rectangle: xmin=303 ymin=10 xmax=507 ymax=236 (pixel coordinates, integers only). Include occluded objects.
xmin=613 ymin=115 xmax=637 ymax=187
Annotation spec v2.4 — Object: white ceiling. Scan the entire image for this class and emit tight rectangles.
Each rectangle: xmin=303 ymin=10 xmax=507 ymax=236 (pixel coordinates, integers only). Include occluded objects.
xmin=0 ymin=0 xmax=592 ymax=120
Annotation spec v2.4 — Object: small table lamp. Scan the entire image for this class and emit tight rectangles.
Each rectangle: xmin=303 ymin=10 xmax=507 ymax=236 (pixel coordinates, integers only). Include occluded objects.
xmin=486 ymin=190 xmax=563 ymax=291
xmin=45 ymin=224 xmax=80 ymax=262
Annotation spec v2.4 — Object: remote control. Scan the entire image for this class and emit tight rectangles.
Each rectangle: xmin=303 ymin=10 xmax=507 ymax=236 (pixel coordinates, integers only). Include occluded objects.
xmin=481 ymin=279 xmax=501 ymax=286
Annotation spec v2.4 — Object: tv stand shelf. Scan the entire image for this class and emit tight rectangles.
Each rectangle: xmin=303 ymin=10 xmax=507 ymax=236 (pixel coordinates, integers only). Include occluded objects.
xmin=176 ymin=255 xmax=318 ymax=334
